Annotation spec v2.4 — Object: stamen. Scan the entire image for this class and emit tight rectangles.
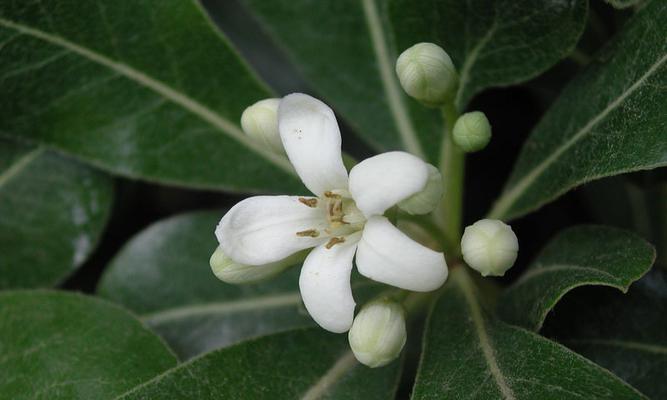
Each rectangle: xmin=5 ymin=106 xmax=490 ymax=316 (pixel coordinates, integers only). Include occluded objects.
xmin=298 ymin=197 xmax=318 ymax=208
xmin=325 ymin=237 xmax=346 ymax=249
xmin=324 ymin=191 xmax=341 ymax=199
xmin=296 ymin=229 xmax=320 ymax=238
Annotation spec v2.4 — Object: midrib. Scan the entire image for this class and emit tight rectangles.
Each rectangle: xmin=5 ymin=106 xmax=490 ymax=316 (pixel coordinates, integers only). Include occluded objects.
xmin=457 ymin=271 xmax=516 ymax=400
xmin=361 ymin=0 xmax=425 ymax=159
xmin=0 ymin=17 xmax=295 ymax=174
xmin=0 ymin=147 xmax=44 ymax=189
xmin=141 ymin=291 xmax=302 ymax=325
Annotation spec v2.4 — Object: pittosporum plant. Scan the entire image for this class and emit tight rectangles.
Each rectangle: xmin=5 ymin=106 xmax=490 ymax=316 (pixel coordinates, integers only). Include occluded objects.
xmin=0 ymin=0 xmax=665 ymax=399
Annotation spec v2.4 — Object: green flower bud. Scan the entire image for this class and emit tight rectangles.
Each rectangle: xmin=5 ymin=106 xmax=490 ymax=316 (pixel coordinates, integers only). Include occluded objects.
xmin=398 ymin=164 xmax=443 ymax=215
xmin=210 ymin=245 xmax=298 ymax=284
xmin=395 ymin=42 xmax=459 ymax=107
xmin=348 ymin=298 xmax=407 ymax=368
xmin=453 ymin=111 xmax=491 ymax=153
xmin=461 ymin=219 xmax=518 ymax=277
xmin=240 ymin=98 xmax=284 ymax=154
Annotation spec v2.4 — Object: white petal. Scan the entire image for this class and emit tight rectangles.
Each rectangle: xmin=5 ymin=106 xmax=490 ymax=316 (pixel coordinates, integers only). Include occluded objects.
xmin=356 ymin=216 xmax=447 ymax=291
xmin=216 ymin=195 xmax=327 ymax=265
xmin=299 ymin=236 xmax=359 ymax=333
xmin=278 ymin=93 xmax=348 ymax=196
xmin=349 ymin=151 xmax=429 ymax=217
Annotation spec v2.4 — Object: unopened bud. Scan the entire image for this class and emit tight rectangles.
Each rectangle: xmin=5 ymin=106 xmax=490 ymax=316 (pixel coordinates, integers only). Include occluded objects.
xmin=461 ymin=219 xmax=518 ymax=277
xmin=398 ymin=164 xmax=443 ymax=215
xmin=453 ymin=111 xmax=491 ymax=153
xmin=210 ymin=245 xmax=297 ymax=284
xmin=396 ymin=42 xmax=458 ymax=107
xmin=240 ymin=98 xmax=284 ymax=154
xmin=348 ymin=299 xmax=407 ymax=368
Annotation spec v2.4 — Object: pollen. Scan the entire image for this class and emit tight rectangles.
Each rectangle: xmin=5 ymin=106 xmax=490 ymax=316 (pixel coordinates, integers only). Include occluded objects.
xmin=325 ymin=237 xmax=346 ymax=249
xmin=298 ymin=197 xmax=318 ymax=208
xmin=323 ymin=191 xmax=341 ymax=199
xmin=296 ymin=229 xmax=320 ymax=238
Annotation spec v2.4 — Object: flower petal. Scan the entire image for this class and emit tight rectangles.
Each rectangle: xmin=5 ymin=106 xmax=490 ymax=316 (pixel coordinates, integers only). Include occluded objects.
xmin=299 ymin=235 xmax=359 ymax=333
xmin=356 ymin=216 xmax=447 ymax=291
xmin=216 ymin=195 xmax=327 ymax=265
xmin=278 ymin=93 xmax=349 ymax=196
xmin=349 ymin=151 xmax=429 ymax=217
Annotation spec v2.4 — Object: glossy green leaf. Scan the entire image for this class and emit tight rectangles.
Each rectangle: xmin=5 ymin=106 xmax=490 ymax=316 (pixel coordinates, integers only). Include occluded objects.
xmin=489 ymin=0 xmax=667 ymax=220
xmin=497 ymin=225 xmax=655 ymax=331
xmin=0 ymin=139 xmax=112 ymax=289
xmin=547 ymin=269 xmax=667 ymax=399
xmin=98 ymin=211 xmax=381 ymax=360
xmin=0 ymin=0 xmax=302 ymax=193
xmin=412 ymin=268 xmax=646 ymax=399
xmin=0 ymin=290 xmax=177 ymax=400
xmin=119 ymin=328 xmax=402 ymax=400
xmin=390 ymin=0 xmax=588 ymax=109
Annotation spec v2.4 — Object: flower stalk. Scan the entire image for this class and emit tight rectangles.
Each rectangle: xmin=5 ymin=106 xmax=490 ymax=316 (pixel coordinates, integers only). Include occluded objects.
xmin=436 ymin=101 xmax=464 ymax=258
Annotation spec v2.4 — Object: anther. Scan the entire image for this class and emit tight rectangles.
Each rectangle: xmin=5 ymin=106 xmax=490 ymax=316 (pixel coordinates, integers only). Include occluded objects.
xmin=296 ymin=229 xmax=320 ymax=238
xmin=324 ymin=191 xmax=341 ymax=199
xmin=325 ymin=237 xmax=346 ymax=249
xmin=298 ymin=197 xmax=318 ymax=208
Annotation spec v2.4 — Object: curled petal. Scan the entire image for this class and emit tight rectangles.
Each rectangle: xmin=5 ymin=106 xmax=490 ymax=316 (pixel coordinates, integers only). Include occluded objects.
xmin=279 ymin=93 xmax=349 ymax=196
xmin=349 ymin=151 xmax=429 ymax=217
xmin=299 ymin=235 xmax=359 ymax=333
xmin=356 ymin=216 xmax=447 ymax=291
xmin=216 ymin=195 xmax=326 ymax=265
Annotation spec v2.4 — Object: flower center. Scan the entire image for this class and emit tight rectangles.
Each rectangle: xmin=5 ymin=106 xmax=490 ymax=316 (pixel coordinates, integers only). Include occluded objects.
xmin=296 ymin=190 xmax=365 ymax=249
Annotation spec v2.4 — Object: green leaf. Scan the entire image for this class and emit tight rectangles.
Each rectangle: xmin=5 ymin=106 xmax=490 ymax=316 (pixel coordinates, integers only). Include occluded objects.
xmin=119 ymin=328 xmax=402 ymax=400
xmin=98 ymin=211 xmax=381 ymax=360
xmin=0 ymin=139 xmax=112 ymax=289
xmin=97 ymin=210 xmax=311 ymax=359
xmin=0 ymin=0 xmax=302 ymax=193
xmin=412 ymin=268 xmax=646 ymax=399
xmin=0 ymin=290 xmax=177 ymax=400
xmin=604 ymin=0 xmax=643 ymax=9
xmin=497 ymin=225 xmax=655 ymax=331
xmin=241 ymin=0 xmax=443 ymax=162
xmin=389 ymin=0 xmax=588 ymax=109
xmin=546 ymin=269 xmax=667 ymax=399
xmin=489 ymin=0 xmax=667 ymax=220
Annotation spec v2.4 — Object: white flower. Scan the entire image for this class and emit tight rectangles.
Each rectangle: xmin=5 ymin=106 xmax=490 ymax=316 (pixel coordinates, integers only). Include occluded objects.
xmin=240 ymin=98 xmax=284 ymax=154
xmin=395 ymin=42 xmax=458 ymax=107
xmin=461 ymin=219 xmax=518 ymax=277
xmin=216 ymin=93 xmax=448 ymax=333
xmin=452 ymin=111 xmax=492 ymax=153
xmin=348 ymin=298 xmax=407 ymax=368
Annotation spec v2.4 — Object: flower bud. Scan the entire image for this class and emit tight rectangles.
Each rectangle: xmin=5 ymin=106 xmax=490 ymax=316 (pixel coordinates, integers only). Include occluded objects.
xmin=461 ymin=219 xmax=518 ymax=277
xmin=240 ymin=98 xmax=284 ymax=154
xmin=348 ymin=299 xmax=407 ymax=368
xmin=453 ymin=111 xmax=491 ymax=153
xmin=395 ymin=42 xmax=458 ymax=107
xmin=210 ymin=245 xmax=296 ymax=284
xmin=398 ymin=164 xmax=443 ymax=215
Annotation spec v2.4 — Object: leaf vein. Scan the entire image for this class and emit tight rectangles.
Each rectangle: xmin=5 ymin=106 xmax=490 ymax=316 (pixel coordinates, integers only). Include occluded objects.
xmin=489 ymin=50 xmax=667 ymax=219
xmin=0 ymin=17 xmax=295 ymax=174
xmin=361 ymin=0 xmax=424 ymax=158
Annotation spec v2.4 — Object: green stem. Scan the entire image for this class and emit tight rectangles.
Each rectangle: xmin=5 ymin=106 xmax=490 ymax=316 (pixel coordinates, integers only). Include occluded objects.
xmin=436 ymin=102 xmax=464 ymax=258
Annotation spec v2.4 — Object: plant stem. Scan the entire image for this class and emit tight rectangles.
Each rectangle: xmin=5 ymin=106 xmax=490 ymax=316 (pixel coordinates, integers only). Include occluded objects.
xmin=436 ymin=102 xmax=464 ymax=258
